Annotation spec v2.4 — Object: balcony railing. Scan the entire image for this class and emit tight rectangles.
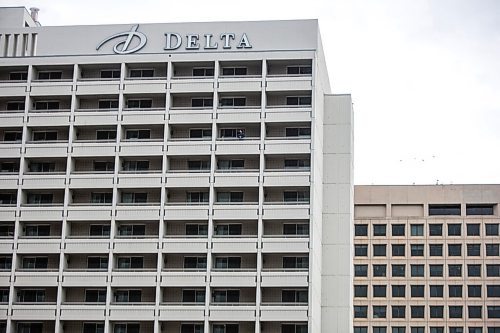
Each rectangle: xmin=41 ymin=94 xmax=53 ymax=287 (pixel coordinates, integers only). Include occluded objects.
xmin=29 ymin=109 xmax=71 ymax=113
xmin=260 ymin=302 xmax=308 ymax=306
xmin=122 ymin=107 xmax=165 ymax=112
xmin=75 ymin=108 xmax=119 ymax=112
xmin=210 ymin=302 xmax=256 ymax=306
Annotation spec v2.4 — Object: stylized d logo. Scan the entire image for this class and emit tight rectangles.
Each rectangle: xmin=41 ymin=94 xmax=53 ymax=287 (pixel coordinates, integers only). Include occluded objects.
xmin=96 ymin=25 xmax=147 ymax=54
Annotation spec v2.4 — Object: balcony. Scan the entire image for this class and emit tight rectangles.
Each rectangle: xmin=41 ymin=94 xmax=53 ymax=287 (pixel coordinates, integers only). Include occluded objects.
xmin=62 ymin=270 xmax=108 ymax=287
xmin=16 ymin=238 xmax=61 ymax=254
xmin=165 ymin=189 xmax=210 ymax=219
xmin=76 ymin=64 xmax=121 ymax=94
xmin=209 ymin=305 xmax=256 ymax=321
xmin=11 ymin=303 xmax=57 ymax=320
xmin=30 ymin=65 xmax=74 ymax=96
xmin=24 ymin=127 xmax=70 ymax=157
xmin=0 ymin=97 xmax=25 ymax=127
xmin=14 ymin=269 xmax=59 ymax=286
xmin=158 ymin=304 xmax=205 ymax=321
xmin=59 ymin=303 xmax=106 ymax=321
xmin=108 ymin=303 xmax=156 ymax=321
xmin=170 ymin=62 xmax=214 ymax=92
xmin=260 ymin=270 xmax=309 ymax=287
xmin=124 ymin=63 xmax=167 ymax=92
xmin=122 ymin=94 xmax=166 ymax=124
xmin=163 ymin=238 xmax=208 ymax=253
xmin=260 ymin=288 xmax=308 ymax=321
xmin=0 ymin=66 xmax=28 ymax=95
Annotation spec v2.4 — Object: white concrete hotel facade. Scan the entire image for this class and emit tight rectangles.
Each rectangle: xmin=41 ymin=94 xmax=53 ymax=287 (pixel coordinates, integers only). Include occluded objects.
xmin=0 ymin=7 xmax=354 ymax=333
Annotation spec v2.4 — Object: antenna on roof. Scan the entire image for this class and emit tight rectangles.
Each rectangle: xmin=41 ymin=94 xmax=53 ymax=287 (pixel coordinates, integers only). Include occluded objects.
xmin=29 ymin=7 xmax=40 ymax=24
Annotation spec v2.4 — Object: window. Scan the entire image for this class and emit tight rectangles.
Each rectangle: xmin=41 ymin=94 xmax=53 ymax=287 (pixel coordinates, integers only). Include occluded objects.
xmin=283 ymin=223 xmax=309 ymax=235
xmin=411 ymin=306 xmax=424 ymax=318
xmin=121 ymin=192 xmax=147 ymax=204
xmin=117 ymin=257 xmax=143 ymax=269
xmin=3 ymin=131 xmax=22 ymax=141
xmin=191 ymin=98 xmax=213 ymax=107
xmin=117 ymin=224 xmax=145 ymax=236
xmin=287 ymin=65 xmax=312 ymax=75
xmin=114 ymin=290 xmax=141 ymax=303
xmin=411 ymin=224 xmax=423 ymax=236
xmin=355 ymin=245 xmax=368 ymax=257
xmin=392 ymin=285 xmax=405 ymax=297
xmin=373 ymin=328 xmax=387 ymax=333
xmin=91 ymin=192 xmax=112 ymax=204
xmin=192 ymin=68 xmax=214 ymax=77
xmin=411 ymin=264 xmax=424 ymax=277
xmin=0 ymin=257 xmax=12 ymax=270
xmin=284 ymin=159 xmax=310 ymax=169
xmin=126 ymin=99 xmax=152 ymax=109
xmin=7 ymin=101 xmax=25 ymax=110
xmin=22 ymin=257 xmax=48 ymax=269
xmin=449 ymin=264 xmax=462 ymax=277
xmin=214 ymin=224 xmax=242 ymax=236
xmin=17 ymin=323 xmax=44 ymax=333
xmin=189 ymin=128 xmax=212 ymax=139
xmin=354 ymin=306 xmax=368 ymax=318
xmin=411 ymin=285 xmax=424 ymax=297
xmin=215 ymin=257 xmax=242 ymax=269
xmin=469 ymin=328 xmax=482 ymax=333
xmin=392 ymin=328 xmax=405 ymax=333
xmin=429 ymin=224 xmax=442 ymax=236
xmin=218 ymin=159 xmax=244 ymax=170
xmin=221 ymin=67 xmax=247 ymax=76
xmin=113 ymin=323 xmax=140 ymax=333
xmin=392 ymin=245 xmax=405 ymax=256
xmin=89 ymin=225 xmax=110 ymax=237
xmin=486 ymin=223 xmax=499 ymax=236
xmin=285 ymin=127 xmax=311 ymax=137
xmin=355 ymin=224 xmax=368 ymax=236
xmin=410 ymin=244 xmax=424 ymax=256
xmin=281 ymin=324 xmax=307 ymax=333
xmin=373 ymin=244 xmax=386 ymax=256
xmin=17 ymin=289 xmax=45 ymax=302
xmin=448 ymin=285 xmax=462 ymax=297
xmin=184 ymin=256 xmax=207 ymax=269
xmin=185 ymin=224 xmax=208 ymax=236
xmin=85 ymin=289 xmax=106 ymax=302
xmin=467 ymin=223 xmax=481 ymax=236
xmin=83 ymin=323 xmax=105 ymax=333
xmin=33 ymin=131 xmax=58 ymax=141
xmin=467 ymin=244 xmax=481 ymax=256
xmin=354 ymin=285 xmax=367 ymax=297
xmin=448 ymin=244 xmax=462 ymax=256
xmin=430 ymin=328 xmax=444 ymax=333
xmin=0 ymin=225 xmax=14 ymax=237
xmin=0 ymin=162 xmax=19 ymax=173
xmin=449 ymin=328 xmax=463 ymax=333
xmin=94 ymin=161 xmax=114 ymax=172
xmin=487 ymin=328 xmax=499 ymax=333
xmin=219 ymin=97 xmax=246 ymax=107
xmin=411 ymin=329 xmax=424 ymax=333
xmin=180 ymin=324 xmax=203 ymax=333
xmin=24 ymin=225 xmax=50 ymax=237
xmin=488 ymin=306 xmax=500 ymax=318
xmin=373 ymin=285 xmax=386 ymax=297
xmin=0 ymin=193 xmax=16 ymax=205
xmin=213 ymin=324 xmax=238 ymax=333
xmin=429 ymin=244 xmax=443 ymax=256
xmin=0 ymin=289 xmax=9 ymax=303
xmin=129 ymin=69 xmax=154 ymax=78
xmin=392 ymin=306 xmax=405 ymax=318
xmin=216 ymin=192 xmax=244 ymax=203
xmin=281 ymin=289 xmax=308 ymax=303
xmin=468 ymin=285 xmax=482 ymax=297
xmin=469 ymin=306 xmax=482 ymax=318
xmin=429 ymin=204 xmax=461 ymax=215
xmin=392 ymin=264 xmax=405 ymax=277
xmin=29 ymin=162 xmax=56 ymax=173
xmin=430 ymin=285 xmax=443 ymax=297
xmin=392 ymin=224 xmax=405 ymax=236
xmin=354 ymin=327 xmax=368 ymax=333
xmin=283 ymin=191 xmax=309 ymax=203
xmin=468 ymin=264 xmax=481 ymax=277
xmin=430 ymin=306 xmax=444 ymax=318
xmin=467 ymin=204 xmax=494 ymax=215
xmin=125 ymin=129 xmax=150 ymax=140
xmin=354 ymin=265 xmax=368 ymax=277
xmin=188 ymin=160 xmax=210 ymax=171
xmin=38 ymin=71 xmax=62 ymax=80
xmin=87 ymin=256 xmax=108 ymax=269
xmin=283 ymin=256 xmax=308 ymax=269
xmin=9 ymin=71 xmax=28 ymax=80
xmin=95 ymin=130 xmax=117 ymax=141
xmin=487 ymin=264 xmax=500 ymax=277
xmin=373 ymin=224 xmax=386 ymax=236
xmin=34 ymin=101 xmax=60 ymax=110
xmin=486 ymin=244 xmax=499 ymax=256
xmin=98 ymin=100 xmax=119 ymax=109
xmin=449 ymin=306 xmax=463 ymax=318
xmin=100 ymin=69 xmax=120 ymax=79
xmin=487 ymin=285 xmax=500 ymax=297
xmin=220 ymin=128 xmax=246 ymax=139
xmin=286 ymin=96 xmax=312 ymax=106
xmin=373 ymin=264 xmax=386 ymax=277
xmin=122 ymin=160 xmax=149 ymax=172
xmin=448 ymin=223 xmax=462 ymax=236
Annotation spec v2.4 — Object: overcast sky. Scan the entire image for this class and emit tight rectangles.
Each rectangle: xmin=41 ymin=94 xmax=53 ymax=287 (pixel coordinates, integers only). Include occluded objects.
xmin=4 ymin=0 xmax=500 ymax=185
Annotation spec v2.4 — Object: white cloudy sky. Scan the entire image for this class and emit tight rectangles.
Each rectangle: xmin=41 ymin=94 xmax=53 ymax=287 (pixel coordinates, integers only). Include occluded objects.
xmin=5 ymin=0 xmax=500 ymax=185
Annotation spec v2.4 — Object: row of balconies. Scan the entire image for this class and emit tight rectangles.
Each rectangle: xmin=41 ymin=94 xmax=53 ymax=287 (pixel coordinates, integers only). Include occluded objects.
xmin=0 ymin=321 xmax=308 ymax=333
xmin=0 ymin=220 xmax=309 ymax=238
xmin=354 ymin=243 xmax=500 ymax=258
xmin=0 ymin=92 xmax=312 ymax=112
xmin=0 ymin=60 xmax=312 ymax=82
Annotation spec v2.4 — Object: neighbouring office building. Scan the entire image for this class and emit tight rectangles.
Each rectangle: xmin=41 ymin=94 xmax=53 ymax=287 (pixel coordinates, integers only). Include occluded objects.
xmin=353 ymin=185 xmax=500 ymax=333
xmin=0 ymin=7 xmax=354 ymax=333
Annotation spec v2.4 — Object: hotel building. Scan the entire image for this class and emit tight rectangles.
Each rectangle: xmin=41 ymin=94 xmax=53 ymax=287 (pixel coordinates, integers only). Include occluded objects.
xmin=354 ymin=185 xmax=500 ymax=333
xmin=0 ymin=7 xmax=354 ymax=333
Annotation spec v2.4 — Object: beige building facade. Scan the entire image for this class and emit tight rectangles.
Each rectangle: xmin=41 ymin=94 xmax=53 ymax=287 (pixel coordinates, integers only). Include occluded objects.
xmin=0 ymin=7 xmax=354 ymax=333
xmin=354 ymin=185 xmax=500 ymax=333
